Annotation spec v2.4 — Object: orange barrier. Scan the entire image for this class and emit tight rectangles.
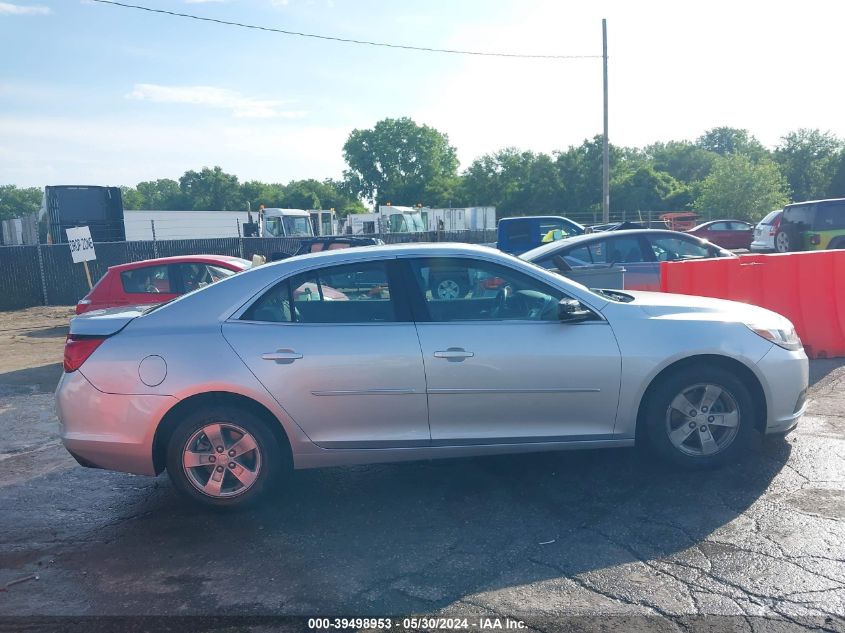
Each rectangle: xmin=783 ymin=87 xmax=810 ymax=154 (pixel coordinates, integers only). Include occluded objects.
xmin=660 ymin=251 xmax=845 ymax=359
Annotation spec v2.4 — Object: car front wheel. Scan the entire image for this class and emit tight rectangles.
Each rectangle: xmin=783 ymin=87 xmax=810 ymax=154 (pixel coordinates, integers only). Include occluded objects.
xmin=644 ymin=366 xmax=755 ymax=468
xmin=165 ymin=406 xmax=282 ymax=509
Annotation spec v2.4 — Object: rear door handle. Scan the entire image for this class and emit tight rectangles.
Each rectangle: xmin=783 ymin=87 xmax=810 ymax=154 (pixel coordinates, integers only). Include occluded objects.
xmin=261 ymin=349 xmax=303 ymax=363
xmin=434 ymin=348 xmax=474 ymax=361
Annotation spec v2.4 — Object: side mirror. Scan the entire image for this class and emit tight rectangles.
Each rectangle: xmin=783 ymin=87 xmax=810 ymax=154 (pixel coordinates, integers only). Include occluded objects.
xmin=558 ymin=298 xmax=593 ymax=323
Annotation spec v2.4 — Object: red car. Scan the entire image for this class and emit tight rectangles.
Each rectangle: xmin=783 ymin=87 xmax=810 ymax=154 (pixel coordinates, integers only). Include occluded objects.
xmin=685 ymin=220 xmax=754 ymax=250
xmin=75 ymin=255 xmax=252 ymax=314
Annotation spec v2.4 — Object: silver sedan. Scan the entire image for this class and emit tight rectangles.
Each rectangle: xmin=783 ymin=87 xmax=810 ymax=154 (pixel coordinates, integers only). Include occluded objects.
xmin=56 ymin=243 xmax=808 ymax=508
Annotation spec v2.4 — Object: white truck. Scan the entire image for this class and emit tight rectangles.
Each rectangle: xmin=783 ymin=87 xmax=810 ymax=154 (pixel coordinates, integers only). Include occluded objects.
xmin=123 ymin=208 xmax=329 ymax=240
xmin=342 ymin=205 xmax=496 ymax=234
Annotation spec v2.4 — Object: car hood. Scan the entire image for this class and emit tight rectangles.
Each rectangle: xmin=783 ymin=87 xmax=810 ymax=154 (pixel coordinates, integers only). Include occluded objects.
xmin=623 ymin=290 xmax=793 ymax=327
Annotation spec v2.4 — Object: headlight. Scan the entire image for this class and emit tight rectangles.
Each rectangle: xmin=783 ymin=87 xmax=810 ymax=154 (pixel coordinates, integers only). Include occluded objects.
xmin=746 ymin=323 xmax=802 ymax=350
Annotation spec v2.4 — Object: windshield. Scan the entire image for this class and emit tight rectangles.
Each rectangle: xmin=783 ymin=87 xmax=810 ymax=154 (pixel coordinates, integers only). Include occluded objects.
xmin=283 ymin=216 xmax=314 ymax=237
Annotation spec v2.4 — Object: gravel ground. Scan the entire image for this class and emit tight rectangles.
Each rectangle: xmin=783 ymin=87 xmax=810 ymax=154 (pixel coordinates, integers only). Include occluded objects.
xmin=0 ymin=306 xmax=843 ymax=632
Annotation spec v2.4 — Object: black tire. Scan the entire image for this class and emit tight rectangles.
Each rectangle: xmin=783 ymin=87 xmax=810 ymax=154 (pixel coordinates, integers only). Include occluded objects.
xmin=828 ymin=237 xmax=845 ymax=250
xmin=166 ymin=406 xmax=284 ymax=509
xmin=643 ymin=365 xmax=756 ymax=469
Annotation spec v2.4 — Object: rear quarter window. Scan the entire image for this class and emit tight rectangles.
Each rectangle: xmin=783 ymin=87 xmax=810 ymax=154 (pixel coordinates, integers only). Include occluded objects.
xmin=814 ymin=202 xmax=845 ymax=230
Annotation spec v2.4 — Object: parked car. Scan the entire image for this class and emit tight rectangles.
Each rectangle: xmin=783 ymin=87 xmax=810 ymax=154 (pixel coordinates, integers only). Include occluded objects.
xmin=686 ymin=220 xmax=754 ymax=250
xmin=75 ymin=255 xmax=252 ymax=314
xmin=750 ymin=210 xmax=783 ymax=252
xmin=588 ymin=221 xmax=645 ymax=233
xmin=496 ymin=216 xmax=585 ymax=255
xmin=521 ymin=229 xmax=735 ymax=291
xmin=57 ymin=243 xmax=807 ymax=508
xmin=774 ymin=198 xmax=845 ymax=252
xmin=270 ymin=236 xmax=383 ymax=262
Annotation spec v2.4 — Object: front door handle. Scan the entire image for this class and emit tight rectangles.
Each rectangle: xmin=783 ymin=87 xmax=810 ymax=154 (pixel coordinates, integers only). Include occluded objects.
xmin=434 ymin=348 xmax=474 ymax=361
xmin=261 ymin=349 xmax=303 ymax=364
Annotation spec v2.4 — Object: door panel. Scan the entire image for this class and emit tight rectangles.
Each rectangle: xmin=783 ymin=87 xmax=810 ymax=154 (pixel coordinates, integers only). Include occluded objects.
xmin=223 ymin=322 xmax=429 ymax=447
xmin=416 ymin=321 xmax=621 ymax=442
xmin=222 ymin=259 xmax=429 ymax=448
xmin=402 ymin=256 xmax=622 ymax=443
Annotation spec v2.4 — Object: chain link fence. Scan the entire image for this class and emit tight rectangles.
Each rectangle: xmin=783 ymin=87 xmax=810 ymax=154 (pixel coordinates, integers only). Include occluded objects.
xmin=0 ymin=230 xmax=497 ymax=311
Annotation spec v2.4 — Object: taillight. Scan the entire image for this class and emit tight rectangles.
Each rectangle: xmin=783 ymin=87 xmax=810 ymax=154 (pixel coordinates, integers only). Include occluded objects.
xmin=810 ymin=234 xmax=821 ymax=245
xmin=63 ymin=335 xmax=105 ymax=372
xmin=75 ymin=298 xmax=92 ymax=315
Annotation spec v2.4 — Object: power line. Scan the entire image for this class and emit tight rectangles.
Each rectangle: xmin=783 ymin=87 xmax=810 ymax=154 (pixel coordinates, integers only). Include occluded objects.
xmin=90 ymin=0 xmax=601 ymax=60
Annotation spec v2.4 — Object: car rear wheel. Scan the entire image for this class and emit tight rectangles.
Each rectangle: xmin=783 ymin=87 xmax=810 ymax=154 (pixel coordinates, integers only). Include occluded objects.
xmin=644 ymin=366 xmax=755 ymax=468
xmin=433 ymin=277 xmax=465 ymax=300
xmin=775 ymin=231 xmax=791 ymax=253
xmin=828 ymin=238 xmax=845 ymax=250
xmin=166 ymin=406 xmax=282 ymax=509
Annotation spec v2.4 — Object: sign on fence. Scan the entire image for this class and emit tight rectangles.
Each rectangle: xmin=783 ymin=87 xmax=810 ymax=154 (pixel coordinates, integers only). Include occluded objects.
xmin=66 ymin=226 xmax=97 ymax=263
xmin=66 ymin=226 xmax=96 ymax=289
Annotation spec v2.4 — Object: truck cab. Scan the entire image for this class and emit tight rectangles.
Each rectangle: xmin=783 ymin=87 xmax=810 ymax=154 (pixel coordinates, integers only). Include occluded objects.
xmin=496 ymin=215 xmax=585 ymax=255
xmin=260 ymin=208 xmax=315 ymax=238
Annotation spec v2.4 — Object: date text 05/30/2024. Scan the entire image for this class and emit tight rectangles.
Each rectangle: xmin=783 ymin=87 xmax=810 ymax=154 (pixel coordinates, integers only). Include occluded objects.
xmin=308 ymin=617 xmax=527 ymax=630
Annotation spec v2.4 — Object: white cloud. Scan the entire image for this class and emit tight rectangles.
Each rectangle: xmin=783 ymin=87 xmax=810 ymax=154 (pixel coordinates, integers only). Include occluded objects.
xmin=0 ymin=2 xmax=51 ymax=15
xmin=126 ymin=84 xmax=306 ymax=119
xmin=184 ymin=0 xmax=228 ymax=4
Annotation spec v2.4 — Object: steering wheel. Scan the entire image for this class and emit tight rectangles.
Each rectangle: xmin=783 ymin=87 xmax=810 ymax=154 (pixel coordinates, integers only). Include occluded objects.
xmin=491 ymin=286 xmax=510 ymax=318
xmin=537 ymin=295 xmax=556 ymax=320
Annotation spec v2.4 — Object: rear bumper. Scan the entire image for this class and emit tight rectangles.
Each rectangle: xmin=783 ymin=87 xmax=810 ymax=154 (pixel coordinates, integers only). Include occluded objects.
xmin=55 ymin=370 xmax=177 ymax=476
xmin=756 ymin=345 xmax=809 ymax=434
xmin=750 ymin=239 xmax=774 ymax=252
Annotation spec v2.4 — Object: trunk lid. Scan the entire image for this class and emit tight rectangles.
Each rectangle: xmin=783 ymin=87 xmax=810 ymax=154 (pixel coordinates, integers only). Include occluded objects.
xmin=69 ymin=306 xmax=147 ymax=337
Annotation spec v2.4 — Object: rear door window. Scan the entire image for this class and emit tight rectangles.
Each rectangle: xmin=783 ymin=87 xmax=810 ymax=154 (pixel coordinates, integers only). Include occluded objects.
xmin=784 ymin=204 xmax=815 ymax=228
xmin=120 ymin=265 xmax=171 ymax=294
xmin=814 ymin=201 xmax=845 ymax=230
xmin=590 ymin=236 xmax=649 ymax=264
xmin=243 ymin=261 xmax=398 ymax=324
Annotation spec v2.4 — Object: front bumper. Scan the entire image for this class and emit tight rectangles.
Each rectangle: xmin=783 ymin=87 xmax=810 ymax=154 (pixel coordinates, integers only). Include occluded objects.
xmin=55 ymin=370 xmax=177 ymax=476
xmin=756 ymin=344 xmax=809 ymax=434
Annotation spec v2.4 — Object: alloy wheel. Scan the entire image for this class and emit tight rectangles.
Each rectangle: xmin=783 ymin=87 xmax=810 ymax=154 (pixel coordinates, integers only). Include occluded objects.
xmin=664 ymin=383 xmax=741 ymax=457
xmin=436 ymin=279 xmax=461 ymax=300
xmin=182 ymin=422 xmax=262 ymax=498
xmin=776 ymin=232 xmax=790 ymax=253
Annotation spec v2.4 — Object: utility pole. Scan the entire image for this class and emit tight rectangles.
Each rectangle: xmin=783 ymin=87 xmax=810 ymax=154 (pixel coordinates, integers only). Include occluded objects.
xmin=602 ymin=18 xmax=610 ymax=223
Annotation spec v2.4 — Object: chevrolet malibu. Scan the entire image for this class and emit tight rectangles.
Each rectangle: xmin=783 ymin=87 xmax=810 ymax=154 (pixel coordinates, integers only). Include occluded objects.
xmin=57 ymin=244 xmax=808 ymax=508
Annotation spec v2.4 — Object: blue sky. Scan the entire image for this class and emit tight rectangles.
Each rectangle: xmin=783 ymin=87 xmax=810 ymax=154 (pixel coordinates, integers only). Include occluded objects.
xmin=2 ymin=0 xmax=845 ymax=188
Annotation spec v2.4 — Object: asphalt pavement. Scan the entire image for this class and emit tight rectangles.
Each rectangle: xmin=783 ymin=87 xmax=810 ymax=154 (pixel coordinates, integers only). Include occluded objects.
xmin=0 ymin=309 xmax=843 ymax=632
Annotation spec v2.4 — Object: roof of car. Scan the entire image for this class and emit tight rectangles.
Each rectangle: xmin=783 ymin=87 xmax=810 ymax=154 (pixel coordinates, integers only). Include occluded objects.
xmin=785 ymin=198 xmax=845 ymax=207
xmin=519 ymin=229 xmax=712 ymax=260
xmin=108 ymin=254 xmax=249 ymax=272
xmin=690 ymin=219 xmax=751 ymax=229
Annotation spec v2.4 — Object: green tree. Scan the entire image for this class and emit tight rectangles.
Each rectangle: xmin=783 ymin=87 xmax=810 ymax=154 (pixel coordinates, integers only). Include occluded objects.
xmin=342 ymin=117 xmax=459 ymax=207
xmin=826 ymin=150 xmax=845 ymax=198
xmin=696 ymin=127 xmax=768 ymax=160
xmin=774 ymin=129 xmax=843 ymax=202
xmin=693 ymin=155 xmax=790 ymax=221
xmin=120 ymin=186 xmax=144 ymax=210
xmin=0 ymin=184 xmax=42 ymax=220
xmin=179 ymin=167 xmax=242 ymax=211
xmin=611 ymin=165 xmax=689 ymax=213
xmin=647 ymin=141 xmax=718 ymax=183
xmin=554 ymin=136 xmax=642 ymax=215
xmin=128 ymin=178 xmax=183 ymax=209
